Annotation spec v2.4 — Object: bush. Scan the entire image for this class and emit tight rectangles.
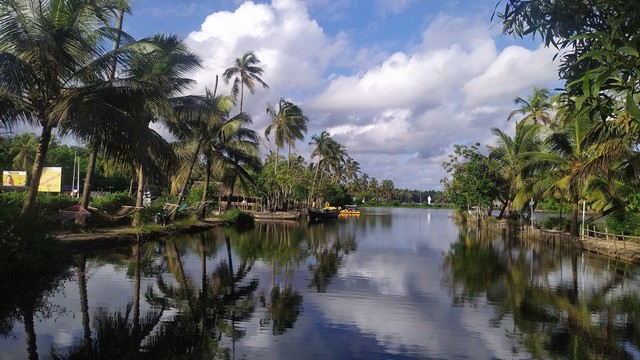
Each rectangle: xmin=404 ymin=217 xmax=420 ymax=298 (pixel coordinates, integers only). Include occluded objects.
xmin=606 ymin=210 xmax=640 ymax=236
xmin=221 ymin=208 xmax=254 ymax=229
xmin=185 ymin=184 xmax=218 ymax=205
xmin=541 ymin=216 xmax=570 ymax=231
xmin=90 ymin=192 xmax=134 ymax=212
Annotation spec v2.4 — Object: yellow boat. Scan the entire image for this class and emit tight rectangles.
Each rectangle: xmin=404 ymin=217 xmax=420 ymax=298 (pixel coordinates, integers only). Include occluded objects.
xmin=339 ymin=205 xmax=360 ymax=216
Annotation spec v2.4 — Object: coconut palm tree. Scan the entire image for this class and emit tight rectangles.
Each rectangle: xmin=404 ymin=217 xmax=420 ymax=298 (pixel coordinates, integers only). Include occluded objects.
xmin=489 ymin=122 xmax=544 ymax=217
xmin=171 ymin=91 xmax=261 ymax=218
xmin=344 ymin=157 xmax=361 ymax=184
xmin=9 ymin=133 xmax=38 ymax=172
xmin=508 ymin=87 xmax=554 ymax=128
xmin=0 ymin=0 xmax=133 ymax=217
xmin=264 ymin=99 xmax=308 ymax=174
xmin=222 ymin=51 xmax=269 ymax=113
xmin=125 ymin=35 xmax=200 ymax=225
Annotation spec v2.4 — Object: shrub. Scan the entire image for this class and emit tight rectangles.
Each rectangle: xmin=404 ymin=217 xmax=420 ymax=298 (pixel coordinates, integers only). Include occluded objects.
xmin=221 ymin=208 xmax=254 ymax=229
xmin=541 ymin=217 xmax=570 ymax=231
xmin=90 ymin=192 xmax=134 ymax=212
xmin=185 ymin=184 xmax=218 ymax=205
xmin=606 ymin=210 xmax=640 ymax=236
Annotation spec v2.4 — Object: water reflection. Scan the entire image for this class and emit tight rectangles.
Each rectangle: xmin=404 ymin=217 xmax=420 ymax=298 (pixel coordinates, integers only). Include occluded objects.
xmin=3 ymin=209 xmax=640 ymax=359
xmin=443 ymin=225 xmax=640 ymax=359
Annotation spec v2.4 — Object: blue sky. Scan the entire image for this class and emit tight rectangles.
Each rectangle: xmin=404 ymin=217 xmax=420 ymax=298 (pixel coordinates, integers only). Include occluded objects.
xmin=122 ymin=0 xmax=559 ymax=190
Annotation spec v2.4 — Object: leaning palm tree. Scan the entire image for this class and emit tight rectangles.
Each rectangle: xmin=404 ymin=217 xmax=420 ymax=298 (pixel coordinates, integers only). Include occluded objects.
xmin=222 ymin=51 xmax=269 ymax=113
xmin=264 ymin=99 xmax=308 ymax=175
xmin=126 ymin=35 xmax=200 ymax=225
xmin=0 ymin=0 xmax=131 ymax=217
xmin=171 ymin=92 xmax=262 ymax=218
xmin=508 ymin=87 xmax=554 ymax=128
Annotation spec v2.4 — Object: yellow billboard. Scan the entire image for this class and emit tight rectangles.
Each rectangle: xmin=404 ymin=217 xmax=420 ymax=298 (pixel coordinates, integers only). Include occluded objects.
xmin=3 ymin=171 xmax=27 ymax=186
xmin=38 ymin=167 xmax=62 ymax=192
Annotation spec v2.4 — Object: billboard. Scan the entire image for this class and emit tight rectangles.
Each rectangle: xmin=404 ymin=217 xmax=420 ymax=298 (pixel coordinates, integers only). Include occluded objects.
xmin=2 ymin=171 xmax=27 ymax=186
xmin=38 ymin=167 xmax=62 ymax=192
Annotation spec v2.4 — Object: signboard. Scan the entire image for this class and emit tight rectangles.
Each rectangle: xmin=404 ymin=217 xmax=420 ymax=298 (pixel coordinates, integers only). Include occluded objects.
xmin=38 ymin=167 xmax=62 ymax=192
xmin=2 ymin=171 xmax=27 ymax=186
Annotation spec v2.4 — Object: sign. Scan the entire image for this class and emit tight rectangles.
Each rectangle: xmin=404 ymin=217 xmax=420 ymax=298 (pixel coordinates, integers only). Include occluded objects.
xmin=3 ymin=171 xmax=27 ymax=186
xmin=38 ymin=167 xmax=62 ymax=192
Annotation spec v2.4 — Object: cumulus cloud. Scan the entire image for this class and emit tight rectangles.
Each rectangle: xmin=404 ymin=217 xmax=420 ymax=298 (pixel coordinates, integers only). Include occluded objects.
xmin=181 ymin=0 xmax=558 ymax=190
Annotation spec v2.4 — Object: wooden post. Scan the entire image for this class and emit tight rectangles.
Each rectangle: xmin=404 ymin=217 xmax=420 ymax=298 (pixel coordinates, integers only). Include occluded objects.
xmin=606 ymin=228 xmax=611 ymax=258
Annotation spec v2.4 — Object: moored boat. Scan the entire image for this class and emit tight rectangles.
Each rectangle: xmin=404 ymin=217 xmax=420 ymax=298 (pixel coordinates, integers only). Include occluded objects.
xmin=251 ymin=211 xmax=300 ymax=221
xmin=339 ymin=205 xmax=360 ymax=216
xmin=307 ymin=207 xmax=340 ymax=221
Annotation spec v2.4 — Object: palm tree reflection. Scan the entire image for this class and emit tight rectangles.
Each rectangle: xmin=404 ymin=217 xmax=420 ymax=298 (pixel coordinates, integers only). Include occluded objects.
xmin=443 ymin=225 xmax=639 ymax=359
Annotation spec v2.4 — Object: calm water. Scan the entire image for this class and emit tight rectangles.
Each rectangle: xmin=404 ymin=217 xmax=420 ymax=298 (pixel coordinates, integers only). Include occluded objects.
xmin=2 ymin=208 xmax=640 ymax=359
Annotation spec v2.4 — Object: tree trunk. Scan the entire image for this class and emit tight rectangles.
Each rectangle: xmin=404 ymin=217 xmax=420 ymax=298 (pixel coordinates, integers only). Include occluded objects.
xmin=570 ymin=192 xmax=579 ymax=237
xmin=77 ymin=145 xmax=98 ymax=225
xmin=132 ymin=164 xmax=144 ymax=227
xmin=198 ymin=158 xmax=211 ymax=220
xmin=274 ymin=147 xmax=278 ymax=176
xmin=21 ymin=124 xmax=53 ymax=217
xmin=225 ymin=175 xmax=237 ymax=210
xmin=171 ymin=142 xmax=201 ymax=221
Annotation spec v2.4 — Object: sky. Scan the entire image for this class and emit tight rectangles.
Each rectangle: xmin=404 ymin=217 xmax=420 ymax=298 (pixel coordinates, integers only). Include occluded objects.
xmin=122 ymin=0 xmax=560 ymax=191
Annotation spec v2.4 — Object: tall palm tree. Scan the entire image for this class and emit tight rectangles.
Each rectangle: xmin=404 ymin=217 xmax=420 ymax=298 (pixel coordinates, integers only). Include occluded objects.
xmin=489 ymin=122 xmax=544 ymax=217
xmin=265 ymin=99 xmax=308 ymax=175
xmin=171 ymin=92 xmax=262 ymax=218
xmin=508 ymin=87 xmax=554 ymax=128
xmin=344 ymin=157 xmax=361 ymax=184
xmin=0 ymin=0 xmax=130 ymax=217
xmin=126 ymin=35 xmax=200 ymax=225
xmin=222 ymin=51 xmax=269 ymax=113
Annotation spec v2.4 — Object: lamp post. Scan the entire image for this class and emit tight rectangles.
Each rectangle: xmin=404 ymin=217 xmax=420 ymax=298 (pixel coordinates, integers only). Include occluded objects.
xmin=529 ymin=198 xmax=535 ymax=229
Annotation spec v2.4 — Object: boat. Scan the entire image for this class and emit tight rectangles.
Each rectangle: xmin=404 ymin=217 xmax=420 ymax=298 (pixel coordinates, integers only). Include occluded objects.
xmin=339 ymin=205 xmax=360 ymax=216
xmin=251 ymin=211 xmax=300 ymax=221
xmin=307 ymin=206 xmax=340 ymax=221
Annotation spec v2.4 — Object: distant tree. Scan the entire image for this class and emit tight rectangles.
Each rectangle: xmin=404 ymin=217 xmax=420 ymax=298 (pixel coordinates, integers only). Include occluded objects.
xmin=441 ymin=143 xmax=502 ymax=214
xmin=265 ymin=99 xmax=308 ymax=174
xmin=508 ymin=87 xmax=554 ymax=128
xmin=223 ymin=51 xmax=269 ymax=113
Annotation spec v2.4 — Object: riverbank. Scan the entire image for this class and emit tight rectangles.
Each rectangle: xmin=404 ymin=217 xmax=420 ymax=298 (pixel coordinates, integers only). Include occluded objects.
xmin=480 ymin=217 xmax=640 ymax=264
xmin=54 ymin=218 xmax=223 ymax=250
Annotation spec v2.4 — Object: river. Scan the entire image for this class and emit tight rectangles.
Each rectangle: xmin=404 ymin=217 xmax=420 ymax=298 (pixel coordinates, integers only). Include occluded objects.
xmin=1 ymin=207 xmax=639 ymax=359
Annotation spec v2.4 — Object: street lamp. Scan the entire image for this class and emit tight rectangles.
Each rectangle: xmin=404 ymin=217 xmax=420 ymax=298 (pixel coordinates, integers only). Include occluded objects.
xmin=529 ymin=198 xmax=535 ymax=228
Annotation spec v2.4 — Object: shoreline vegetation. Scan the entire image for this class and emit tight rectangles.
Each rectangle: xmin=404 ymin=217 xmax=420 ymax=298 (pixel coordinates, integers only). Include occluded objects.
xmin=1 ymin=0 xmax=640 ymax=304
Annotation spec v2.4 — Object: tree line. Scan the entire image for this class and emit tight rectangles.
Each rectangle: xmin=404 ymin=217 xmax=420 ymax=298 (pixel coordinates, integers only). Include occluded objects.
xmin=0 ymin=0 xmax=433 ymax=227
xmin=442 ymin=1 xmax=640 ymax=236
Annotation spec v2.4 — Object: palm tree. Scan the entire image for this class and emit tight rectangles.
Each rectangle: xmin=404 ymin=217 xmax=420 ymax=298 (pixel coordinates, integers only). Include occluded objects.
xmin=171 ymin=92 xmax=262 ymax=218
xmin=126 ymin=35 xmax=200 ymax=225
xmin=489 ymin=122 xmax=544 ymax=217
xmin=222 ymin=51 xmax=269 ymax=113
xmin=9 ymin=133 xmax=38 ymax=172
xmin=264 ymin=99 xmax=308 ymax=175
xmin=0 ymin=0 xmax=131 ymax=217
xmin=380 ymin=179 xmax=395 ymax=201
xmin=508 ymin=87 xmax=554 ymax=128
xmin=344 ymin=157 xmax=361 ymax=184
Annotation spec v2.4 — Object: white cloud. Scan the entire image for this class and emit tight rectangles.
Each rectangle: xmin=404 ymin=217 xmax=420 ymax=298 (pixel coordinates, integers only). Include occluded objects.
xmin=181 ymin=0 xmax=558 ymax=190
xmin=463 ymin=44 xmax=559 ymax=107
